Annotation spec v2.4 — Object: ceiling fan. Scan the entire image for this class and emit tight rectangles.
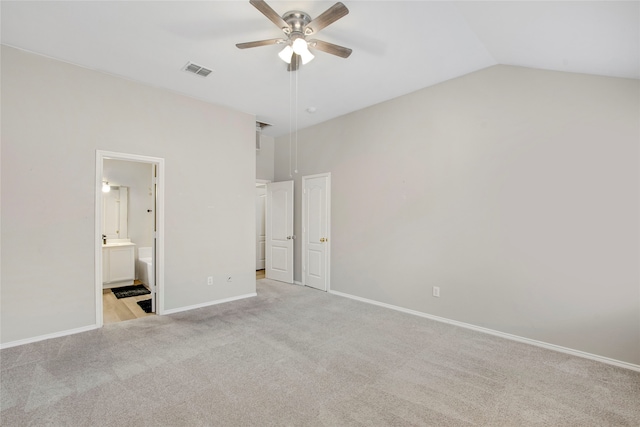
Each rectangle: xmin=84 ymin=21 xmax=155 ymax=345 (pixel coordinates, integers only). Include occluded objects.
xmin=236 ymin=0 xmax=352 ymax=71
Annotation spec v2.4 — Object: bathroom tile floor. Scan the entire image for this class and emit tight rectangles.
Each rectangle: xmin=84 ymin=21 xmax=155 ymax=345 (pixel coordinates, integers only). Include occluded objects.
xmin=103 ymin=281 xmax=154 ymax=324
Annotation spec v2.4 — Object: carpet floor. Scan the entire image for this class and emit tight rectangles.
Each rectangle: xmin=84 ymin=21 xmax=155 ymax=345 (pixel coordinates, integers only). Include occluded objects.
xmin=1 ymin=279 xmax=638 ymax=426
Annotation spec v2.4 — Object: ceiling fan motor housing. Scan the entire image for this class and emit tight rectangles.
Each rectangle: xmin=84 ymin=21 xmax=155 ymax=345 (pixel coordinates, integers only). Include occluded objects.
xmin=283 ymin=11 xmax=312 ymax=39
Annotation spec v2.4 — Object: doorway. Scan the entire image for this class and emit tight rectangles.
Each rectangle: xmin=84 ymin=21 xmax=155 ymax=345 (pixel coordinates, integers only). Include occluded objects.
xmin=95 ymin=150 xmax=164 ymax=326
xmin=256 ymin=180 xmax=269 ymax=278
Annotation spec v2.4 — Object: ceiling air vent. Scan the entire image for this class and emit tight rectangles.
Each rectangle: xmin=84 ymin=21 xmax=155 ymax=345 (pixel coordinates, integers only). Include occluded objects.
xmin=182 ymin=62 xmax=213 ymax=77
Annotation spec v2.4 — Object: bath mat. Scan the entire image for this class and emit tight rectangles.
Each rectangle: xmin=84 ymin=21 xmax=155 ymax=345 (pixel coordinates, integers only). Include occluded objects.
xmin=111 ymin=285 xmax=150 ymax=299
xmin=137 ymin=299 xmax=152 ymax=313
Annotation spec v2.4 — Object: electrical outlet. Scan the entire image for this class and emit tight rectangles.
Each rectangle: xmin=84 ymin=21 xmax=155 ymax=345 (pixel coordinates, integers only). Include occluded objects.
xmin=227 ymin=276 xmax=232 ymax=282
xmin=432 ymin=286 xmax=440 ymax=297
xmin=207 ymin=276 xmax=213 ymax=286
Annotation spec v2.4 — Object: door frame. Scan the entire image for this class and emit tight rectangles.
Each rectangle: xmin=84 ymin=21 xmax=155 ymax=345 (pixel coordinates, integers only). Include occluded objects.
xmin=301 ymin=173 xmax=331 ymax=291
xmin=256 ymin=179 xmax=270 ymax=271
xmin=95 ymin=150 xmax=165 ymax=326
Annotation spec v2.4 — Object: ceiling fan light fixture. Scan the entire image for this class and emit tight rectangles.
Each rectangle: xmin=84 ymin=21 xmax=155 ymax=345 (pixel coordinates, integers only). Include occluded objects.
xmin=278 ymin=45 xmax=293 ymax=63
xmin=291 ymin=37 xmax=308 ymax=55
xmin=291 ymin=37 xmax=314 ymax=64
xmin=299 ymin=48 xmax=315 ymax=65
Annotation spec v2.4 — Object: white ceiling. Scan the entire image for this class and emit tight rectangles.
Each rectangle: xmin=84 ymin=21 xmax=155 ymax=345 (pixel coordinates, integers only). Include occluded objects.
xmin=2 ymin=1 xmax=638 ymax=137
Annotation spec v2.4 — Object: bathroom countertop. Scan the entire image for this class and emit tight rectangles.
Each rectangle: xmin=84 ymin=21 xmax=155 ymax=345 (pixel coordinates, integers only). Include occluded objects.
xmin=102 ymin=240 xmax=136 ymax=248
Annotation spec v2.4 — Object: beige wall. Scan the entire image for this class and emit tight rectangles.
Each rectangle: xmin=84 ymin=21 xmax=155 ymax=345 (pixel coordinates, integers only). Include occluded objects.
xmin=275 ymin=65 xmax=640 ymax=365
xmin=1 ymin=45 xmax=256 ymax=344
xmin=256 ymin=134 xmax=275 ymax=182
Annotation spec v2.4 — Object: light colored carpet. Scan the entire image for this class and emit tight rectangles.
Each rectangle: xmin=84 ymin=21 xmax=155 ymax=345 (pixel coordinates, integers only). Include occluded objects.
xmin=1 ymin=278 xmax=639 ymax=426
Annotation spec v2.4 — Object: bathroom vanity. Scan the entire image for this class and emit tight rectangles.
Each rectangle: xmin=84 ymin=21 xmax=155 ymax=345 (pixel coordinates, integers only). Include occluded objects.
xmin=102 ymin=240 xmax=136 ymax=288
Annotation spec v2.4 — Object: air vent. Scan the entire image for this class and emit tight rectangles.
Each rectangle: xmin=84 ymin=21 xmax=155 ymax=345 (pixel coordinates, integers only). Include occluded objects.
xmin=182 ymin=62 xmax=213 ymax=77
xmin=256 ymin=121 xmax=272 ymax=150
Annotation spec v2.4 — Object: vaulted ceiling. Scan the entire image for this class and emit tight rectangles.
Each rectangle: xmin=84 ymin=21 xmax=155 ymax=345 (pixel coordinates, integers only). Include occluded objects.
xmin=2 ymin=1 xmax=638 ymax=136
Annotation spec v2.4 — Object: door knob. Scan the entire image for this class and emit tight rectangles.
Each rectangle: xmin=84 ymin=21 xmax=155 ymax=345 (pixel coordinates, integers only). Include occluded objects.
xmin=320 ymin=237 xmax=328 ymax=243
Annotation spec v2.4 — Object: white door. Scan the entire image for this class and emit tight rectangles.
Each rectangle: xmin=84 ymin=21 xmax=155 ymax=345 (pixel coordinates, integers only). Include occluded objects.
xmin=256 ymin=186 xmax=266 ymax=270
xmin=302 ymin=174 xmax=330 ymax=291
xmin=266 ymin=180 xmax=294 ymax=283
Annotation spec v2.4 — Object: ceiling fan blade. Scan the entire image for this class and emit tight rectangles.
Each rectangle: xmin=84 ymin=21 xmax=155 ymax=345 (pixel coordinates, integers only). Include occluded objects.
xmin=303 ymin=2 xmax=349 ymax=36
xmin=236 ymin=38 xmax=286 ymax=49
xmin=308 ymin=39 xmax=352 ymax=58
xmin=249 ymin=0 xmax=290 ymax=32
xmin=288 ymin=54 xmax=301 ymax=72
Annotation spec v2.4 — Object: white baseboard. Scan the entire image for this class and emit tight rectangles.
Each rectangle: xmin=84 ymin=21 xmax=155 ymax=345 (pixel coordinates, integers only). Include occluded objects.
xmin=162 ymin=292 xmax=257 ymax=315
xmin=328 ymin=289 xmax=640 ymax=372
xmin=0 ymin=324 xmax=99 ymax=350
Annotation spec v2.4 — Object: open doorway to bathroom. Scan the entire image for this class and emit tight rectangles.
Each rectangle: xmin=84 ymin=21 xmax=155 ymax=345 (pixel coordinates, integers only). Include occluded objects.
xmin=95 ymin=151 xmax=164 ymax=326
xmin=256 ymin=180 xmax=269 ymax=280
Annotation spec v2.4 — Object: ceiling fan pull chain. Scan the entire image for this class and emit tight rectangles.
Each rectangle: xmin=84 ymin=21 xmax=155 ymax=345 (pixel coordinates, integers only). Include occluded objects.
xmin=289 ymin=66 xmax=293 ymax=178
xmin=294 ymin=66 xmax=299 ymax=174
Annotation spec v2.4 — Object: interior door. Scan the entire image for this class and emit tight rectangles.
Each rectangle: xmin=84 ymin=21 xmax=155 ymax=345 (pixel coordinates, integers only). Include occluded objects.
xmin=256 ymin=186 xmax=267 ymax=270
xmin=266 ymin=180 xmax=294 ymax=283
xmin=303 ymin=174 xmax=330 ymax=291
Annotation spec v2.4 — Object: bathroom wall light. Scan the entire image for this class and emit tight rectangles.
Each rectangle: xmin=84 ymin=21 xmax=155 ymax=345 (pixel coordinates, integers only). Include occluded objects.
xmin=102 ymin=181 xmax=110 ymax=193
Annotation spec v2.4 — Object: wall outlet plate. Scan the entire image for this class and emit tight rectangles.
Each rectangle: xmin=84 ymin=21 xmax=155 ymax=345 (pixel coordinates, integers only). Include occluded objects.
xmin=207 ymin=276 xmax=213 ymax=286
xmin=432 ymin=286 xmax=440 ymax=297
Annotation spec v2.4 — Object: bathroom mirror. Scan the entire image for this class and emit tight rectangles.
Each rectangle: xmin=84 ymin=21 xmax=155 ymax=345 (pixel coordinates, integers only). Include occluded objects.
xmin=103 ymin=186 xmax=128 ymax=239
